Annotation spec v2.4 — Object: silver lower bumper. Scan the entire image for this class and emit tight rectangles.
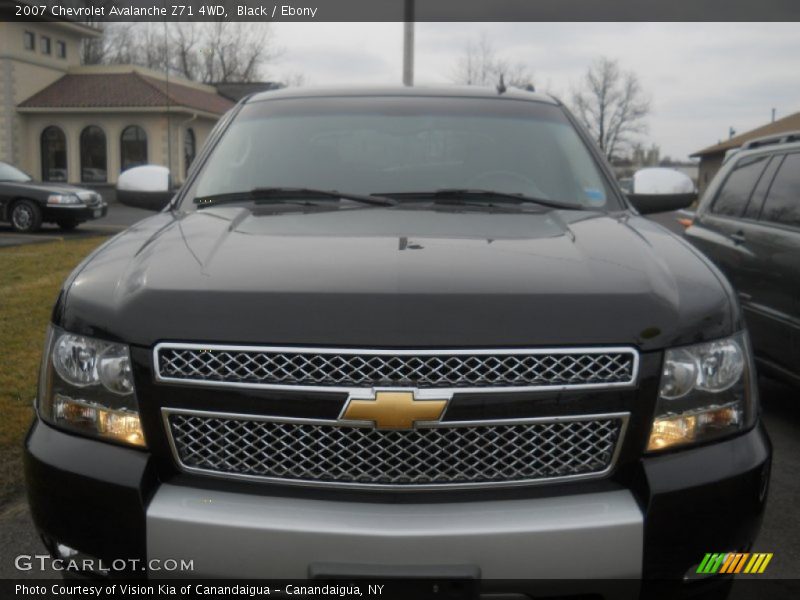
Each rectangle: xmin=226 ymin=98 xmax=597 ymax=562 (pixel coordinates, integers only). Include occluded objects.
xmin=147 ymin=484 xmax=643 ymax=579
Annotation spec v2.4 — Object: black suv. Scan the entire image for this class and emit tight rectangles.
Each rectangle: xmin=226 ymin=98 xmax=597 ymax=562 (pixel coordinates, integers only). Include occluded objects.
xmin=686 ymin=133 xmax=800 ymax=386
xmin=25 ymin=87 xmax=771 ymax=595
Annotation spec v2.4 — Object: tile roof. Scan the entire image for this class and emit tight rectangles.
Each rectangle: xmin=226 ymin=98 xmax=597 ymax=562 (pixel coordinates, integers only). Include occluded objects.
xmin=692 ymin=110 xmax=800 ymax=157
xmin=18 ymin=72 xmax=234 ymax=115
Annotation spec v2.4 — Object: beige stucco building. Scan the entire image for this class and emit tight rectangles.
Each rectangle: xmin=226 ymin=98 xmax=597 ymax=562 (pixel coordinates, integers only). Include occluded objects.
xmin=1 ymin=21 xmax=234 ymax=188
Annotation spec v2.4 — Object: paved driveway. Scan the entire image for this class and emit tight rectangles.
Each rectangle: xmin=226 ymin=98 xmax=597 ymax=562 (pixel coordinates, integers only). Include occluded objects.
xmin=0 ymin=204 xmax=152 ymax=248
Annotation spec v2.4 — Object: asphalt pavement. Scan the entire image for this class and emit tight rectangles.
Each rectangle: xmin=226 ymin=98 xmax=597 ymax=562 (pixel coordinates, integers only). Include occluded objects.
xmin=0 ymin=204 xmax=152 ymax=248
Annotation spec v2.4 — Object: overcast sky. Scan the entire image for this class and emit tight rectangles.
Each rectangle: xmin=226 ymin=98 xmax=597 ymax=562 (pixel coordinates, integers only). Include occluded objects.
xmin=270 ymin=22 xmax=800 ymax=160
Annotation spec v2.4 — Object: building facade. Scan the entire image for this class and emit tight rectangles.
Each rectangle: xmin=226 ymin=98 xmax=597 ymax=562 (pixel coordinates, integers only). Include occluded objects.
xmin=1 ymin=21 xmax=234 ymax=188
xmin=0 ymin=20 xmax=91 ymax=169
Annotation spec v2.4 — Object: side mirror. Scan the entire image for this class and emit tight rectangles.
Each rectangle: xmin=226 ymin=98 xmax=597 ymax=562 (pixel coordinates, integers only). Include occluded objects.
xmin=116 ymin=165 xmax=174 ymax=211
xmin=627 ymin=192 xmax=697 ymax=215
xmin=626 ymin=167 xmax=697 ymax=214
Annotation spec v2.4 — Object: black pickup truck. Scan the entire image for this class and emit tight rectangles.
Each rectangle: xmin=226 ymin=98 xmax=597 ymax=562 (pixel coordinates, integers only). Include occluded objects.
xmin=25 ymin=87 xmax=771 ymax=597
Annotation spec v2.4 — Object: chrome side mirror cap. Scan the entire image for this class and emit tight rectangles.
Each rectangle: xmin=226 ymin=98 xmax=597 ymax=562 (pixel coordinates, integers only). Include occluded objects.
xmin=626 ymin=167 xmax=697 ymax=214
xmin=117 ymin=165 xmax=174 ymax=211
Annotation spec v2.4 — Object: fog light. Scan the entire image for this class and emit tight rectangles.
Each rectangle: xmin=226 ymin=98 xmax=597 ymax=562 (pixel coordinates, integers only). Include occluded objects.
xmin=647 ymin=406 xmax=740 ymax=451
xmin=54 ymin=394 xmax=145 ymax=447
xmin=51 ymin=541 xmax=108 ymax=575
xmin=55 ymin=544 xmax=78 ymax=559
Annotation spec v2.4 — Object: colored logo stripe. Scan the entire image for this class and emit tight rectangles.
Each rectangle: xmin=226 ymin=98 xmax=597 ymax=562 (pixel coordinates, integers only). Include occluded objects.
xmin=744 ymin=553 xmax=773 ymax=574
xmin=697 ymin=553 xmax=773 ymax=574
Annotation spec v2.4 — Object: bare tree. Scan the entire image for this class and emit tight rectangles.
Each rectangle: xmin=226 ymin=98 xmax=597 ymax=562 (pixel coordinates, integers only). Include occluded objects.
xmin=570 ymin=57 xmax=650 ymax=160
xmin=171 ymin=23 xmax=199 ymax=81
xmin=82 ymin=23 xmax=168 ymax=70
xmin=141 ymin=24 xmax=170 ymax=72
xmin=452 ymin=33 xmax=534 ymax=89
xmin=187 ymin=22 xmax=280 ymax=84
xmin=282 ymin=72 xmax=308 ymax=87
xmin=81 ymin=22 xmax=281 ymax=84
xmin=81 ymin=31 xmax=106 ymax=65
xmin=73 ymin=0 xmax=119 ymax=64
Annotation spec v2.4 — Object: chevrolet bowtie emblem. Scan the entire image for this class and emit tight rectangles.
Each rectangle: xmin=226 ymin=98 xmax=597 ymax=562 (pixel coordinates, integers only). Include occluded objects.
xmin=341 ymin=391 xmax=448 ymax=430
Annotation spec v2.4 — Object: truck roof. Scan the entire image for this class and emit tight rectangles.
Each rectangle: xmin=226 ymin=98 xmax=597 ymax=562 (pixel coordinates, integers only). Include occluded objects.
xmin=246 ymin=85 xmax=559 ymax=105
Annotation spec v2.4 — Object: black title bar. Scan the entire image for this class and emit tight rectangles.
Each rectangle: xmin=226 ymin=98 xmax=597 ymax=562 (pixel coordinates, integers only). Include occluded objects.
xmin=3 ymin=0 xmax=800 ymax=22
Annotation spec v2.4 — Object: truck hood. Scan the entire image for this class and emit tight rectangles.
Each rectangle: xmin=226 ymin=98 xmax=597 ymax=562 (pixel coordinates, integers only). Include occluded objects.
xmin=57 ymin=205 xmax=738 ymax=350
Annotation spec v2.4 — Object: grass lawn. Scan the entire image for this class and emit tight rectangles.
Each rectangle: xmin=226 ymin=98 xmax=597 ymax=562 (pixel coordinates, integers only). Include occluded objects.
xmin=0 ymin=237 xmax=109 ymax=503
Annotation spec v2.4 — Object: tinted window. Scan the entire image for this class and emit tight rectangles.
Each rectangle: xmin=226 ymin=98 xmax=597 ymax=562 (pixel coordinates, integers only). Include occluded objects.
xmin=120 ymin=126 xmax=148 ymax=171
xmin=743 ymin=155 xmax=780 ymax=220
xmin=80 ymin=126 xmax=107 ymax=183
xmin=760 ymin=153 xmax=800 ymax=228
xmin=41 ymin=126 xmax=67 ymax=182
xmin=24 ymin=31 xmax=35 ymax=51
xmin=56 ymin=41 xmax=66 ymax=59
xmin=189 ymin=97 xmax=616 ymax=210
xmin=41 ymin=36 xmax=51 ymax=55
xmin=712 ymin=155 xmax=769 ymax=217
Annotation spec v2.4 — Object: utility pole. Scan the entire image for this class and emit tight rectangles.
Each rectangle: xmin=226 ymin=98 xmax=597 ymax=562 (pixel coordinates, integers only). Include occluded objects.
xmin=164 ymin=20 xmax=173 ymax=186
xmin=402 ymin=0 xmax=414 ymax=86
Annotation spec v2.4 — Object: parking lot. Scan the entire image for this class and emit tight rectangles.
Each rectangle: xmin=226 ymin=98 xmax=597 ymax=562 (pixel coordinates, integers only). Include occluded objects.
xmin=0 ymin=204 xmax=796 ymax=580
xmin=0 ymin=203 xmax=151 ymax=248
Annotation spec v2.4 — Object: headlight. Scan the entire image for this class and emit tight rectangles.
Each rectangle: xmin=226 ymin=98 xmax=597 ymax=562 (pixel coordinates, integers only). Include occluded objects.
xmin=47 ymin=194 xmax=82 ymax=205
xmin=648 ymin=331 xmax=757 ymax=452
xmin=38 ymin=326 xmax=145 ymax=447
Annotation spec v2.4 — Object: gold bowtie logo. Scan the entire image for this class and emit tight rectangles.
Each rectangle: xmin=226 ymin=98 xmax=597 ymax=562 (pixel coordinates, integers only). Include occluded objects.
xmin=341 ymin=391 xmax=448 ymax=430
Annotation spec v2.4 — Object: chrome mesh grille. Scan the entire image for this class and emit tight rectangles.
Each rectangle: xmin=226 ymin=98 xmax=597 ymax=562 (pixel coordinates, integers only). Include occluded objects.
xmin=156 ymin=346 xmax=636 ymax=389
xmin=166 ymin=413 xmax=624 ymax=487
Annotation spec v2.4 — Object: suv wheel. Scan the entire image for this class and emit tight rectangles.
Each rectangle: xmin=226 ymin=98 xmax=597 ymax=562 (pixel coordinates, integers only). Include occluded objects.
xmin=10 ymin=199 xmax=42 ymax=233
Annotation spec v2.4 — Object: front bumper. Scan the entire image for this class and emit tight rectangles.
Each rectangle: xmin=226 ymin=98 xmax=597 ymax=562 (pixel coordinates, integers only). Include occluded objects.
xmin=147 ymin=485 xmax=643 ymax=579
xmin=42 ymin=202 xmax=108 ymax=223
xmin=24 ymin=419 xmax=771 ymax=587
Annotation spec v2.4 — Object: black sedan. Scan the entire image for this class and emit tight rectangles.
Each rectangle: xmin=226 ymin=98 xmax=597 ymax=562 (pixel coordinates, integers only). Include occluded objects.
xmin=0 ymin=161 xmax=107 ymax=233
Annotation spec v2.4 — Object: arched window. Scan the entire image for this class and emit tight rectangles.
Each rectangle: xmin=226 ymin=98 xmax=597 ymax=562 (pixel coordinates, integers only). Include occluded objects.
xmin=80 ymin=126 xmax=107 ymax=183
xmin=120 ymin=125 xmax=147 ymax=171
xmin=41 ymin=126 xmax=67 ymax=182
xmin=184 ymin=128 xmax=196 ymax=177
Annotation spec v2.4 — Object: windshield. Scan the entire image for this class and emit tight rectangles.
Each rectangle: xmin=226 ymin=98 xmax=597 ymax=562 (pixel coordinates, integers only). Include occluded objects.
xmin=0 ymin=162 xmax=32 ymax=182
xmin=185 ymin=96 xmax=618 ymax=210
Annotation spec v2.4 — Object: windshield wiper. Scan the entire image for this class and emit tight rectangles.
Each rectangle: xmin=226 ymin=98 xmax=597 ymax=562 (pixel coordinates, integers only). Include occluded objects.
xmin=374 ymin=189 xmax=585 ymax=211
xmin=194 ymin=187 xmax=396 ymax=208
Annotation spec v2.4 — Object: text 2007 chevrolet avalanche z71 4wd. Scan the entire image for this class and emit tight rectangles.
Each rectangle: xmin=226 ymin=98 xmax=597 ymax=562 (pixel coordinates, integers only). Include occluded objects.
xmin=25 ymin=88 xmax=771 ymax=597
